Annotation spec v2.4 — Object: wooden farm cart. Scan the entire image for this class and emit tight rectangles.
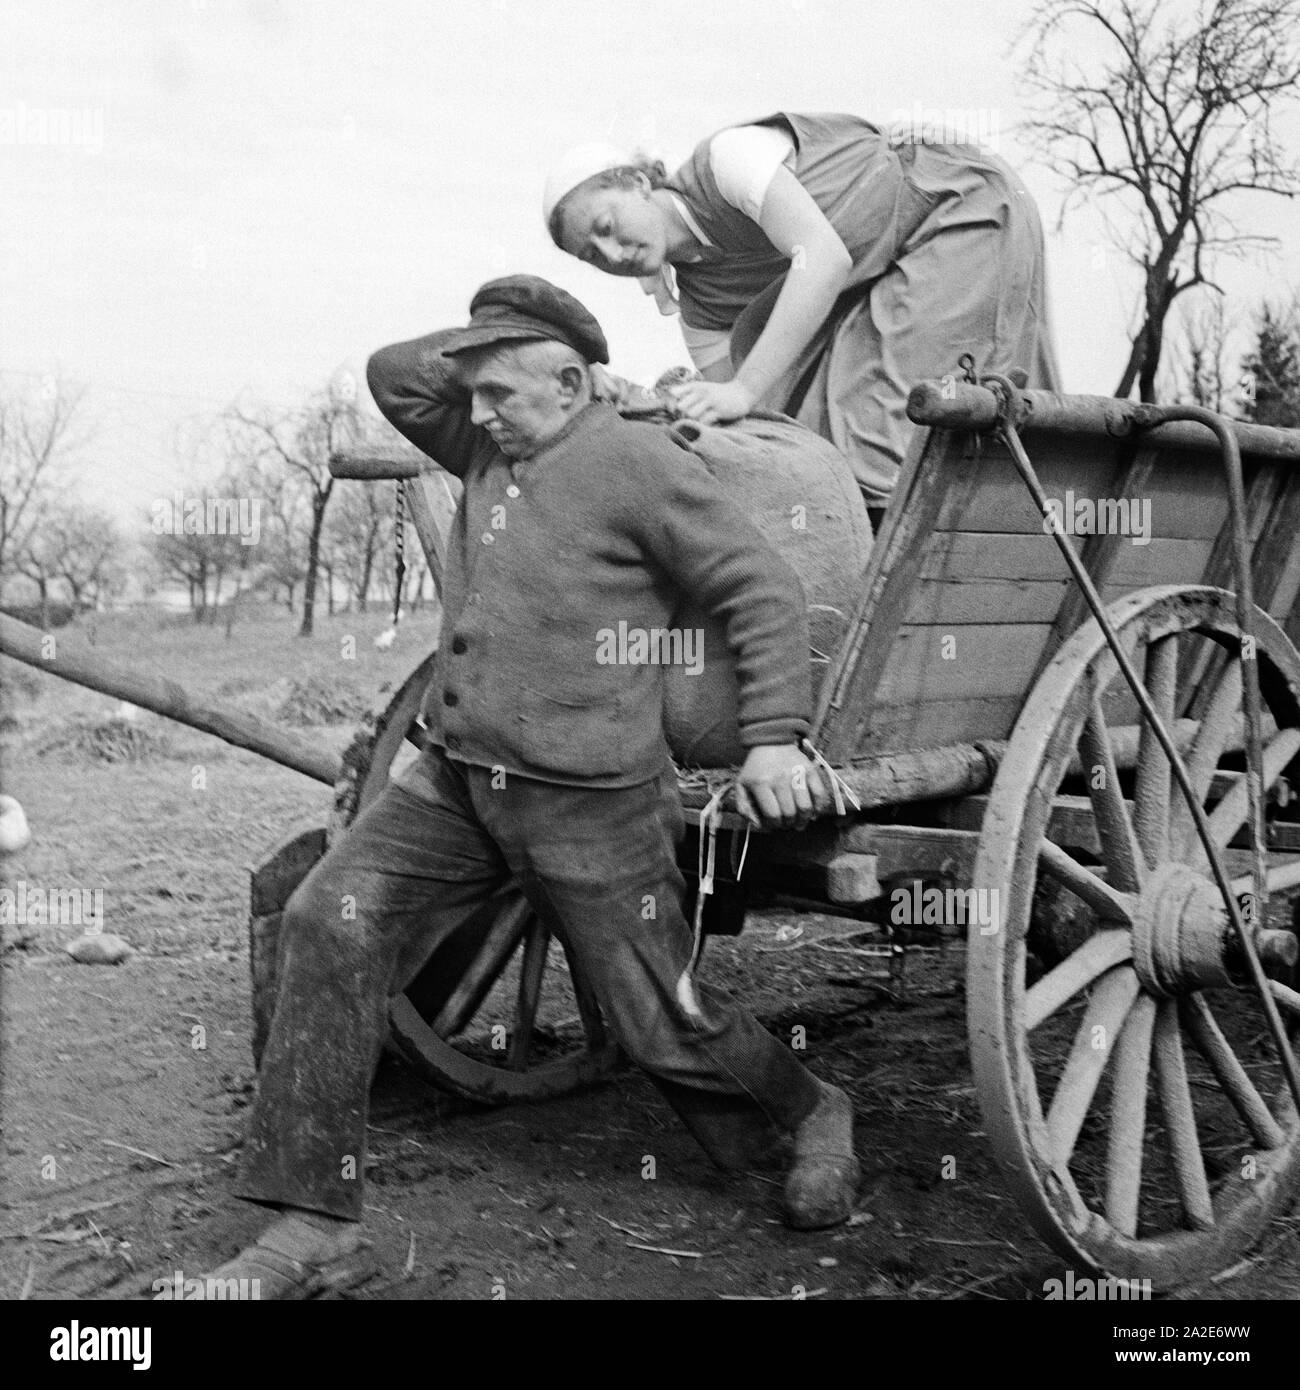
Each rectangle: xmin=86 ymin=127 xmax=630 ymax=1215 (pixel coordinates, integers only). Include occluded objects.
xmin=310 ymin=381 xmax=1300 ymax=1292
xmin=5 ymin=379 xmax=1300 ymax=1291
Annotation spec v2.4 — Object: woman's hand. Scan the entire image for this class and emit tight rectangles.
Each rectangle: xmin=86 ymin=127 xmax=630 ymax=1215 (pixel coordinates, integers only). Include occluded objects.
xmin=590 ymin=364 xmax=636 ymax=408
xmin=667 ymin=378 xmax=756 ymax=425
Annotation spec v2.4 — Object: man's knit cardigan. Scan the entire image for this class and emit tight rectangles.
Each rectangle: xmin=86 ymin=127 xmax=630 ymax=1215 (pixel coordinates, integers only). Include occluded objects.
xmin=367 ymin=330 xmax=812 ymax=788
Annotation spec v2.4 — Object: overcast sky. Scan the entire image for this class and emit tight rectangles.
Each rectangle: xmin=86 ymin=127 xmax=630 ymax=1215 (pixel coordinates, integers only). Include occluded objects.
xmin=3 ymin=0 xmax=1298 ymax=524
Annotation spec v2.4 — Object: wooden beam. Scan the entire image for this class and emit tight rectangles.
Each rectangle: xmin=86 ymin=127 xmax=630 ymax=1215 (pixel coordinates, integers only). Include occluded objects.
xmin=0 ymin=612 xmax=340 ymax=786
xmin=907 ymin=383 xmax=1300 ymax=463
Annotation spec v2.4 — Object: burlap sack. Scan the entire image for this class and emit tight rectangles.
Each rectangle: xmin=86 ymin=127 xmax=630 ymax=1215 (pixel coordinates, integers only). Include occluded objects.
xmin=657 ymin=412 xmax=873 ymax=766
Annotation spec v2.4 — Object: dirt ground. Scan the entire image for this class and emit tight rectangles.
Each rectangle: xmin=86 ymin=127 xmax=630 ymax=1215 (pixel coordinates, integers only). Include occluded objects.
xmin=4 ymin=609 xmax=1300 ymax=1302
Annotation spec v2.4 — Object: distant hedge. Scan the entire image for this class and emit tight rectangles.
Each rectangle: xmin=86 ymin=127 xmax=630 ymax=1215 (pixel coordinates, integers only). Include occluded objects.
xmin=0 ymin=602 xmax=83 ymax=629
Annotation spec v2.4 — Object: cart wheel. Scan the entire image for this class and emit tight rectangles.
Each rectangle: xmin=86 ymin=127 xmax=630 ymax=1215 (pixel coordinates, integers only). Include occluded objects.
xmin=970 ymin=585 xmax=1300 ymax=1289
xmin=339 ymin=655 xmax=622 ymax=1105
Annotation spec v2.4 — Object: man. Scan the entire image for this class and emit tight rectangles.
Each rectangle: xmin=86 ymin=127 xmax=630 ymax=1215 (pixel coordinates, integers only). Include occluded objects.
xmin=209 ymin=275 xmax=859 ymax=1297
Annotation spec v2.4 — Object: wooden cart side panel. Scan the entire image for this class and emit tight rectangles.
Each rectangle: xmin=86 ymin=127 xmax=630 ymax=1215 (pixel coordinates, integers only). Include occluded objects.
xmin=811 ymin=426 xmax=974 ymax=760
xmin=931 ymin=434 xmax=1236 ymax=538
xmin=816 ymin=429 xmax=1130 ymax=760
xmin=859 ymin=694 xmax=1025 ymax=752
xmin=816 ymin=414 xmax=1300 ymax=764
xmin=902 ymin=534 xmax=1216 ymax=626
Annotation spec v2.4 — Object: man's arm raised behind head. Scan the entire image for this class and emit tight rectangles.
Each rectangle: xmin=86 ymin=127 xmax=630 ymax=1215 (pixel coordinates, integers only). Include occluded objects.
xmin=366 ymin=329 xmax=488 ymax=480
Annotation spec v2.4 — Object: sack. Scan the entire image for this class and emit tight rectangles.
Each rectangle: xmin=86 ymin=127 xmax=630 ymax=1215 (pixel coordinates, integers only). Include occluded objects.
xmin=658 ymin=412 xmax=873 ymax=766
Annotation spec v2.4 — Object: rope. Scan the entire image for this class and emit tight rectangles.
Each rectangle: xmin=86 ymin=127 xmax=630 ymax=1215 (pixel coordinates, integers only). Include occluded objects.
xmin=679 ymin=737 xmax=857 ymax=979
xmin=689 ymin=782 xmax=729 ymax=973
xmin=800 ymin=736 xmax=861 ymax=817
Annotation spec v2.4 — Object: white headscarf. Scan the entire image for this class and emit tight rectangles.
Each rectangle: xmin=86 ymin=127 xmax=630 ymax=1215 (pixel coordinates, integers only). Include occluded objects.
xmin=541 ymin=142 xmax=631 ymax=228
xmin=543 ymin=141 xmax=683 ymax=317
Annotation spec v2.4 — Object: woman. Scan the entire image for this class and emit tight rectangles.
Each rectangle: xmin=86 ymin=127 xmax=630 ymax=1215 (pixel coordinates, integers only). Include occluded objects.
xmin=545 ymin=113 xmax=1061 ymax=509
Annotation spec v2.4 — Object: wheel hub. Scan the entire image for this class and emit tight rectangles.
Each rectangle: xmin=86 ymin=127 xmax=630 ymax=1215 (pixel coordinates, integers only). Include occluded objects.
xmin=1131 ymin=863 xmax=1232 ymax=997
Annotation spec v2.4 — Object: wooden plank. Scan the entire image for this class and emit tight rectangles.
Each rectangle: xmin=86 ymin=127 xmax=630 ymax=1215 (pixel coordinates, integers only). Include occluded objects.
xmin=874 ymin=622 xmax=1054 ymax=705
xmin=903 ymin=541 xmax=1216 ymax=628
xmin=933 ymin=439 xmax=1234 ymax=539
xmin=763 ymin=822 xmax=979 ymax=880
xmin=249 ymin=825 xmax=328 ymax=1065
xmin=1036 ymin=447 xmax=1161 ymax=684
xmin=750 ymin=850 xmax=881 ymax=905
xmin=921 ymin=531 xmax=1213 ymax=587
xmin=1107 ymin=537 xmax=1216 ymax=587
xmin=920 ymin=531 xmax=1076 ymax=582
xmin=249 ymin=826 xmax=328 ymax=916
xmin=1248 ymin=466 xmax=1300 ymax=623
xmin=904 ymin=578 xmax=1068 ymax=626
xmin=1179 ymin=460 xmax=1285 ymax=720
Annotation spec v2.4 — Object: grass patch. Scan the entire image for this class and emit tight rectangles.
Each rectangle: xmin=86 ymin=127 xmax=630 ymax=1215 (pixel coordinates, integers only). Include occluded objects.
xmin=41 ymin=714 xmax=176 ymax=763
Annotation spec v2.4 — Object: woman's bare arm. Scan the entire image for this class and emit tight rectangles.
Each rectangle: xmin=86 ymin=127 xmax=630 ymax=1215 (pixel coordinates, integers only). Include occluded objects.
xmin=671 ymin=166 xmax=851 ymax=422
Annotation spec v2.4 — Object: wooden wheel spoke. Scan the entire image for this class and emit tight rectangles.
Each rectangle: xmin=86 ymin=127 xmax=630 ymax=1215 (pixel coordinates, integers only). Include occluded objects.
xmin=1046 ymin=965 xmax=1141 ymax=1170
xmin=561 ymin=939 xmax=607 ymax=1049
xmin=1105 ymin=993 xmax=1157 ymax=1237
xmin=507 ymin=920 xmax=551 ymax=1069
xmin=1198 ymin=728 xmax=1300 ymax=863
xmin=432 ymin=896 xmax=533 ymax=1037
xmin=1038 ymin=840 xmax=1136 ymax=924
xmin=1171 ymin=665 xmax=1242 ymax=857
xmin=1026 ymin=928 xmax=1134 ymax=1031
xmin=969 ymin=588 xmax=1300 ymax=1286
xmin=1153 ymin=1000 xmax=1215 ymax=1230
xmin=1134 ymin=635 xmax=1177 ymax=868
xmin=1079 ymin=697 xmax=1146 ymax=892
xmin=1270 ymin=978 xmax=1300 ymax=1019
xmin=1180 ymin=994 xmax=1286 ymax=1150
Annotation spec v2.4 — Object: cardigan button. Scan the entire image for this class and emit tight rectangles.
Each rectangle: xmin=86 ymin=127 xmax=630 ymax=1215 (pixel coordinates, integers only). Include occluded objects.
xmin=451 ymin=636 xmax=467 ymax=654
xmin=506 ymin=484 xmax=520 ymax=499
xmin=481 ymin=532 xmax=495 ymax=545
xmin=443 ymin=690 xmax=459 ymax=707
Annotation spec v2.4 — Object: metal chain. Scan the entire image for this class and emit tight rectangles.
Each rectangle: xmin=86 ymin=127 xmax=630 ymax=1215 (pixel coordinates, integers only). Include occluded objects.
xmin=392 ymin=480 xmax=406 ymax=628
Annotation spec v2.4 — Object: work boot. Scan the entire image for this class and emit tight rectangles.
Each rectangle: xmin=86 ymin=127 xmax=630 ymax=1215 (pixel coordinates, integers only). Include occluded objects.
xmin=782 ymin=1081 xmax=860 ymax=1229
xmin=196 ymin=1209 xmax=372 ymax=1300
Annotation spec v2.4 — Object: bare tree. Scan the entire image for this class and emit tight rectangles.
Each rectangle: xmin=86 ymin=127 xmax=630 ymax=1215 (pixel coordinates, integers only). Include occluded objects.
xmin=14 ymin=527 xmax=61 ymax=628
xmin=1020 ymin=0 xmax=1300 ymax=400
xmin=1175 ymin=289 xmax=1235 ymax=408
xmin=42 ymin=501 xmax=129 ymax=611
xmin=148 ymin=488 xmax=247 ymax=623
xmin=228 ymin=381 xmax=364 ymax=637
xmin=0 ymin=376 xmax=89 ymax=601
xmin=325 ymin=476 xmax=395 ymax=614
xmin=247 ymin=457 xmax=308 ymax=612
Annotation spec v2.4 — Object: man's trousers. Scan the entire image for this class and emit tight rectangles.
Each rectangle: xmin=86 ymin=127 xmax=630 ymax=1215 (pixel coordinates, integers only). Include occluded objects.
xmin=236 ymin=745 xmax=823 ymax=1219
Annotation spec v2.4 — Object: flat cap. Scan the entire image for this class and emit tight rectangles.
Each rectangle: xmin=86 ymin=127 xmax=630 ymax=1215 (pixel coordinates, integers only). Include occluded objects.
xmin=441 ymin=274 xmax=609 ymax=365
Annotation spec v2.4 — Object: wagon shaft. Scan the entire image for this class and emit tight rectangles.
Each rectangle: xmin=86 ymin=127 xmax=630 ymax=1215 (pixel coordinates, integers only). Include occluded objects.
xmin=0 ymin=611 xmax=340 ymax=786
